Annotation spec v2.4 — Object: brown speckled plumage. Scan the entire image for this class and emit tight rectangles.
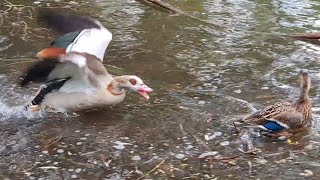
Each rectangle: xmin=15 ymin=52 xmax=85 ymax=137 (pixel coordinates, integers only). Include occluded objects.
xmin=242 ymin=71 xmax=312 ymax=131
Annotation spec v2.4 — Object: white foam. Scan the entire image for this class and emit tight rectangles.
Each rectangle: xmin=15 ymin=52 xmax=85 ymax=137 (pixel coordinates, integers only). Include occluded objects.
xmin=0 ymin=98 xmax=43 ymax=120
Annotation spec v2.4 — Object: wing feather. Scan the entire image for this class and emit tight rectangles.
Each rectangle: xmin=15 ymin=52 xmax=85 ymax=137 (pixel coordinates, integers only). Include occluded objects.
xmin=20 ymin=53 xmax=89 ymax=86
xmin=38 ymin=9 xmax=101 ymax=34
xmin=19 ymin=58 xmax=59 ymax=86
xmin=243 ymin=102 xmax=293 ymax=124
xmin=37 ymin=10 xmax=112 ymax=61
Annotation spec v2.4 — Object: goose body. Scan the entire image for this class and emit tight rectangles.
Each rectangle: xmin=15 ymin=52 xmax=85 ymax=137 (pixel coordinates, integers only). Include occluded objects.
xmin=240 ymin=71 xmax=312 ymax=133
xmin=20 ymin=10 xmax=153 ymax=111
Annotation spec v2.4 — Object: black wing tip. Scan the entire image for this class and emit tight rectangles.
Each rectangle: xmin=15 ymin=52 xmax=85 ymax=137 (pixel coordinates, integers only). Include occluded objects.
xmin=19 ymin=58 xmax=60 ymax=87
xmin=37 ymin=9 xmax=101 ymax=34
xmin=31 ymin=78 xmax=70 ymax=105
xmin=19 ymin=77 xmax=30 ymax=87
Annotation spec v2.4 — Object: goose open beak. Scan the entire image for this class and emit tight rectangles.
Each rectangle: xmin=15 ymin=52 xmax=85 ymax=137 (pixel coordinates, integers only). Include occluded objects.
xmin=137 ymin=84 xmax=153 ymax=100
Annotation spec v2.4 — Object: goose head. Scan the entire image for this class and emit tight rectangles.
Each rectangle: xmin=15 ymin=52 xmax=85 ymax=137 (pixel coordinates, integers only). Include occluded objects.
xmin=108 ymin=75 xmax=153 ymax=100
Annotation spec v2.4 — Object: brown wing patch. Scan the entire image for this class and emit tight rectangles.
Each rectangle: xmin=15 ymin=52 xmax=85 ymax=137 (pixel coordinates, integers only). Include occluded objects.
xmin=80 ymin=53 xmax=107 ymax=75
xmin=37 ymin=48 xmax=66 ymax=59
xmin=243 ymin=102 xmax=293 ymax=125
xmin=273 ymin=111 xmax=304 ymax=129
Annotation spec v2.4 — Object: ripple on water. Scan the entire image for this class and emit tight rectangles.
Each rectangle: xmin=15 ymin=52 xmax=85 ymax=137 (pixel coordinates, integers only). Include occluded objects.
xmin=0 ymin=35 xmax=13 ymax=53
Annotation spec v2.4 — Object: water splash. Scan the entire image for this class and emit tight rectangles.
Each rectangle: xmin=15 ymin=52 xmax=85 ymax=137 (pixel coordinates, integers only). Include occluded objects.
xmin=0 ymin=98 xmax=43 ymax=120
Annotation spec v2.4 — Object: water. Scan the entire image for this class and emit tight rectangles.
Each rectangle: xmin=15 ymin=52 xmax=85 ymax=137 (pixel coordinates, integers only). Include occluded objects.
xmin=1 ymin=0 xmax=320 ymax=179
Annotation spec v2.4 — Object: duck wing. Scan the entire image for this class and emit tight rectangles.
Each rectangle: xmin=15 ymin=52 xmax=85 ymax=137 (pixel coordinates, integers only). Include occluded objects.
xmin=37 ymin=10 xmax=112 ymax=61
xmin=242 ymin=102 xmax=301 ymax=132
xmin=271 ymin=111 xmax=304 ymax=129
xmin=243 ymin=102 xmax=292 ymax=123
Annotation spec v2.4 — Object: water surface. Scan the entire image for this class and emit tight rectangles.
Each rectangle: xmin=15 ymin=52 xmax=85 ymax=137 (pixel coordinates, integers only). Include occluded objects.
xmin=1 ymin=0 xmax=320 ymax=179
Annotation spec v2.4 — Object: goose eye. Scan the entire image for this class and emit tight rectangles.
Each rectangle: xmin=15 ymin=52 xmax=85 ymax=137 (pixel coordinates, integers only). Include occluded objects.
xmin=129 ymin=79 xmax=137 ymax=85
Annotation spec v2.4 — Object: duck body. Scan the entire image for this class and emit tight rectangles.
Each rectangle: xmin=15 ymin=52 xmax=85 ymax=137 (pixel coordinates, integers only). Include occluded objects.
xmin=20 ymin=10 xmax=153 ymax=111
xmin=241 ymin=71 xmax=312 ymax=133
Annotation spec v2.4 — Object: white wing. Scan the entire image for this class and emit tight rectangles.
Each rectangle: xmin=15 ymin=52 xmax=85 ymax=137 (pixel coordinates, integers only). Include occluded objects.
xmin=45 ymin=53 xmax=92 ymax=93
xmin=66 ymin=27 xmax=112 ymax=61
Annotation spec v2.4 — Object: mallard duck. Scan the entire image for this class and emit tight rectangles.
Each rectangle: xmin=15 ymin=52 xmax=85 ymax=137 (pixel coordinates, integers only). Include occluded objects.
xmin=239 ymin=71 xmax=312 ymax=135
xmin=20 ymin=10 xmax=153 ymax=111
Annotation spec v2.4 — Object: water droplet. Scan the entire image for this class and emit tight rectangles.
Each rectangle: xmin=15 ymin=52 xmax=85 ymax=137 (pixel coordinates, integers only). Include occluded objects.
xmin=300 ymin=170 xmax=313 ymax=177
xmin=205 ymin=132 xmax=222 ymax=140
xmin=113 ymin=144 xmax=125 ymax=150
xmin=75 ymin=168 xmax=82 ymax=173
xmin=278 ymin=136 xmax=287 ymax=140
xmin=220 ymin=141 xmax=230 ymax=146
xmin=131 ymin=155 xmax=141 ymax=161
xmin=198 ymin=151 xmax=218 ymax=158
xmin=198 ymin=101 xmax=206 ymax=105
xmin=71 ymin=174 xmax=77 ymax=179
xmin=257 ymin=158 xmax=268 ymax=164
xmin=175 ymin=154 xmax=185 ymax=159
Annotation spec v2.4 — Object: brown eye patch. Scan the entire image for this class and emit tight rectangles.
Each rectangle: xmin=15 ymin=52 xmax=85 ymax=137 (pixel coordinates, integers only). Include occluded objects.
xmin=129 ymin=79 xmax=137 ymax=85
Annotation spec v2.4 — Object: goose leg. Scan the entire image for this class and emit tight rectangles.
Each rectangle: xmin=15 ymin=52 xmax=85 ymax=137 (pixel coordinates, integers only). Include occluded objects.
xmin=30 ymin=105 xmax=42 ymax=112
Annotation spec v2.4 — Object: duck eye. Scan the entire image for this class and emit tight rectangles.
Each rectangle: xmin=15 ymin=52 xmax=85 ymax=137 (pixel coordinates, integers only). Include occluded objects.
xmin=129 ymin=79 xmax=137 ymax=85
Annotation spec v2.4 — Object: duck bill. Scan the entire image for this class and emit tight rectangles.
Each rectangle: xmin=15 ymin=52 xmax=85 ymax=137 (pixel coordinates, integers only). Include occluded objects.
xmin=137 ymin=85 xmax=153 ymax=100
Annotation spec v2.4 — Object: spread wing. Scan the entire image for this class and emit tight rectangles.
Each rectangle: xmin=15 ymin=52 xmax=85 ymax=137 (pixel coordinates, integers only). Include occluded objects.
xmin=37 ymin=10 xmax=112 ymax=61
xmin=20 ymin=52 xmax=109 ymax=105
xmin=20 ymin=53 xmax=107 ymax=89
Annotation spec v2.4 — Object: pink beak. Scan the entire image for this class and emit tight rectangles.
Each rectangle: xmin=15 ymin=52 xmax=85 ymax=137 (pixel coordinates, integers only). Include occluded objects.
xmin=137 ymin=84 xmax=153 ymax=100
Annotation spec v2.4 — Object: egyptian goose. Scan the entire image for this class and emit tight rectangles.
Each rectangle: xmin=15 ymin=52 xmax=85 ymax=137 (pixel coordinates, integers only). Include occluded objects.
xmin=20 ymin=10 xmax=153 ymax=111
xmin=238 ymin=71 xmax=312 ymax=136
